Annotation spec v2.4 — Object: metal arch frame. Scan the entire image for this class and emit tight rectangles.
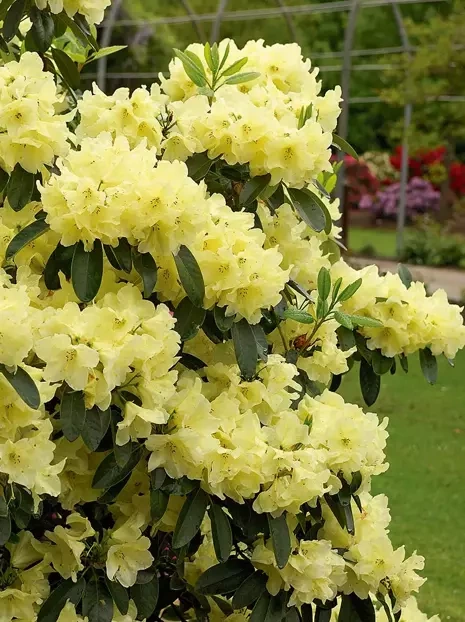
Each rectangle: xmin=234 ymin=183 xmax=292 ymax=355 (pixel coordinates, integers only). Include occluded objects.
xmin=210 ymin=0 xmax=228 ymax=43
xmin=97 ymin=0 xmax=123 ymax=91
xmin=111 ymin=0 xmax=447 ymax=27
xmin=181 ymin=0 xmax=207 ymax=42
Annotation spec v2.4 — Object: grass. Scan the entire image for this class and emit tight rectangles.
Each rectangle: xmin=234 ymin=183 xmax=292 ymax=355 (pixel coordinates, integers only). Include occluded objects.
xmin=340 ymin=351 xmax=465 ymax=621
xmin=348 ymin=226 xmax=398 ymax=258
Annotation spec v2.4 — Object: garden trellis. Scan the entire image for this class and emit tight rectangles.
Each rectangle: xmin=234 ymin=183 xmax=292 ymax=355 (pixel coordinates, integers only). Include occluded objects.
xmin=94 ymin=0 xmax=462 ymax=254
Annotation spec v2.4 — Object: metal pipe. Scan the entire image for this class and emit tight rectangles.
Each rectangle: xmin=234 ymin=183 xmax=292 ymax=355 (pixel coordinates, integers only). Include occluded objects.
xmin=276 ymin=0 xmax=298 ymax=40
xmin=97 ymin=0 xmax=124 ymax=91
xmin=210 ymin=0 xmax=228 ymax=43
xmin=113 ymin=0 xmax=446 ymax=27
xmin=335 ymin=0 xmax=361 ymax=248
xmin=181 ymin=0 xmax=207 ymax=42
xmin=391 ymin=1 xmax=412 ymax=258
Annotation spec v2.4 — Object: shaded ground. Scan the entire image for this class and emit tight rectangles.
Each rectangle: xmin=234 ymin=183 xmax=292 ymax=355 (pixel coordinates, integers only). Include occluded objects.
xmin=341 ymin=352 xmax=465 ymax=622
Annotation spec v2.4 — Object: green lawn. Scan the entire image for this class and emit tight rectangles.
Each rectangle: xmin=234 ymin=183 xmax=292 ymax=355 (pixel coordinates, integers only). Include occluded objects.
xmin=348 ymin=226 xmax=398 ymax=258
xmin=340 ymin=352 xmax=465 ymax=621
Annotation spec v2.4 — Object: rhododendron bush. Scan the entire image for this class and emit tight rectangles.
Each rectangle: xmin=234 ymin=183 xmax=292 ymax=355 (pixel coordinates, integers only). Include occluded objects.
xmin=0 ymin=2 xmax=463 ymax=622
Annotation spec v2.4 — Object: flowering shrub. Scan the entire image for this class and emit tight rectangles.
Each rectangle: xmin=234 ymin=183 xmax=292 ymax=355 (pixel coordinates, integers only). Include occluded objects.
xmin=359 ymin=177 xmax=440 ymax=220
xmin=391 ymin=146 xmax=465 ymax=196
xmin=333 ymin=155 xmax=379 ymax=210
xmin=362 ymin=151 xmax=399 ymax=186
xmin=0 ymin=4 xmax=463 ymax=622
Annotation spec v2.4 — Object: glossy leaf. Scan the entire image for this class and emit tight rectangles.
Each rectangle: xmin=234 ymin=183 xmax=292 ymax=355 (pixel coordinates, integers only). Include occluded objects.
xmin=232 ymin=571 xmax=267 ymax=609
xmin=288 ymin=187 xmax=326 ymax=233
xmin=0 ymin=365 xmax=40 ymax=410
xmin=82 ymin=579 xmax=113 ymax=622
xmin=359 ymin=358 xmax=381 ymax=407
xmin=150 ymin=488 xmax=169 ymax=522
xmin=174 ymin=245 xmax=205 ymax=308
xmin=398 ymin=264 xmax=413 ymax=289
xmin=30 ymin=7 xmax=54 ymax=52
xmin=72 ymin=240 xmax=103 ymax=303
xmin=131 ymin=574 xmax=159 ymax=620
xmin=371 ymin=351 xmax=393 ymax=376
xmin=81 ymin=406 xmax=111 ymax=452
xmin=174 ymin=297 xmax=206 ymax=341
xmin=239 ymin=174 xmax=271 ymax=206
xmin=172 ymin=488 xmax=209 ymax=549
xmin=52 ymin=47 xmax=81 ymax=90
xmin=186 ymin=151 xmax=214 ymax=181
xmin=268 ymin=514 xmax=291 ymax=569
xmin=232 ymin=319 xmax=259 ymax=381
xmin=38 ymin=577 xmax=86 ymax=622
xmin=92 ymin=446 xmax=141 ymax=489
xmin=133 ymin=250 xmax=157 ymax=298
xmin=104 ymin=238 xmax=132 ymax=273
xmin=44 ymin=243 xmax=74 ymax=291
xmin=61 ymin=389 xmax=86 ymax=442
xmin=5 ymin=219 xmax=50 ymax=261
xmin=2 ymin=0 xmax=26 ymax=41
xmin=196 ymin=559 xmax=253 ymax=595
xmin=6 ymin=165 xmax=35 ymax=211
xmin=332 ymin=134 xmax=358 ymax=159
xmin=419 ymin=347 xmax=437 ymax=385
xmin=209 ymin=503 xmax=233 ymax=563
xmin=105 ymin=578 xmax=129 ymax=616
xmin=0 ymin=514 xmax=11 ymax=546
xmin=214 ymin=306 xmax=235 ymax=332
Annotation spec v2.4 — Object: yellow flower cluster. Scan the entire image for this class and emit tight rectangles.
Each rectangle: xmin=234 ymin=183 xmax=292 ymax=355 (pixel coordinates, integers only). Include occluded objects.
xmin=34 ymin=0 xmax=111 ymax=24
xmin=40 ymin=132 xmax=289 ymax=321
xmin=146 ymin=358 xmax=388 ymax=514
xmin=0 ymin=53 xmax=71 ymax=174
xmin=160 ymin=39 xmax=341 ymax=185
xmin=35 ymin=283 xmax=179 ymax=411
xmin=76 ymin=83 xmax=167 ymax=151
xmin=331 ymin=261 xmax=465 ymax=358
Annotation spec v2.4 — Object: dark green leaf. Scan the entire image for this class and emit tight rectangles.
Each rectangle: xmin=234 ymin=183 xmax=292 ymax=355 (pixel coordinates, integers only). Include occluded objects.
xmin=135 ymin=567 xmax=157 ymax=585
xmin=350 ymin=471 xmax=362 ymax=494
xmin=2 ymin=0 xmax=26 ymax=41
xmin=251 ymin=324 xmax=268 ymax=362
xmin=337 ymin=326 xmax=356 ymax=351
xmin=38 ymin=577 xmax=86 ymax=622
xmin=338 ymin=279 xmax=363 ymax=303
xmin=150 ymin=468 xmax=166 ymax=490
xmin=5 ymin=220 xmax=50 ymax=260
xmin=398 ymin=354 xmax=409 ymax=373
xmin=82 ymin=579 xmax=113 ymax=622
xmin=73 ymin=13 xmax=98 ymax=49
xmin=72 ymin=240 xmax=103 ymax=303
xmin=133 ymin=250 xmax=157 ymax=298
xmin=419 ymin=347 xmax=437 ymax=385
xmin=51 ymin=47 xmax=81 ymax=90
xmin=30 ymin=7 xmax=54 ymax=52
xmin=250 ymin=591 xmax=286 ymax=622
xmin=332 ymin=134 xmax=358 ymax=159
xmin=224 ymin=72 xmax=260 ymax=85
xmin=61 ymin=389 xmax=86 ymax=442
xmin=174 ymin=245 xmax=205 ymax=308
xmin=172 ymin=488 xmax=209 ymax=549
xmin=398 ymin=264 xmax=413 ymax=289
xmin=282 ymin=309 xmax=314 ymax=324
xmin=6 ymin=165 xmax=35 ymax=211
xmin=339 ymin=594 xmax=375 ymax=622
xmin=0 ymin=365 xmax=40 ymax=410
xmin=196 ymin=559 xmax=253 ymax=595
xmin=315 ymin=607 xmax=331 ymax=622
xmin=174 ymin=297 xmax=206 ymax=341
xmin=0 ymin=496 xmax=7 ymax=518
xmin=82 ymin=406 xmax=111 ymax=452
xmin=359 ymin=358 xmax=380 ymax=407
xmin=209 ymin=503 xmax=233 ymax=563
xmin=214 ymin=306 xmax=235 ymax=332
xmin=250 ymin=591 xmax=271 ymax=622
xmin=288 ymin=187 xmax=326 ymax=233
xmin=268 ymin=514 xmax=291 ymax=569
xmin=150 ymin=488 xmax=169 ymax=522
xmin=0 ymin=1 xmax=15 ymax=22
xmin=287 ymin=279 xmax=311 ymax=300
xmin=105 ymin=578 xmax=129 ymax=616
xmin=131 ymin=574 xmax=159 ymax=619
xmin=104 ymin=238 xmax=132 ymax=273
xmin=232 ymin=319 xmax=259 ymax=381
xmin=174 ymin=48 xmax=207 ymax=87
xmin=92 ymin=446 xmax=141 ymax=489
xmin=0 ymin=514 xmax=11 ymax=545
xmin=179 ymin=352 xmax=206 ymax=371
xmin=317 ymin=267 xmax=331 ymax=301
xmin=371 ymin=351 xmax=393 ymax=376
xmin=0 ymin=168 xmax=8 ymax=193
xmin=240 ymin=174 xmax=271 ymax=206
xmin=44 ymin=243 xmax=74 ymax=291
xmin=301 ymin=604 xmax=313 ymax=622
xmin=186 ymin=152 xmax=214 ymax=182
xmin=232 ymin=571 xmax=267 ymax=609
xmin=114 ymin=441 xmax=133 ymax=469
xmin=377 ymin=594 xmax=394 ymax=622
